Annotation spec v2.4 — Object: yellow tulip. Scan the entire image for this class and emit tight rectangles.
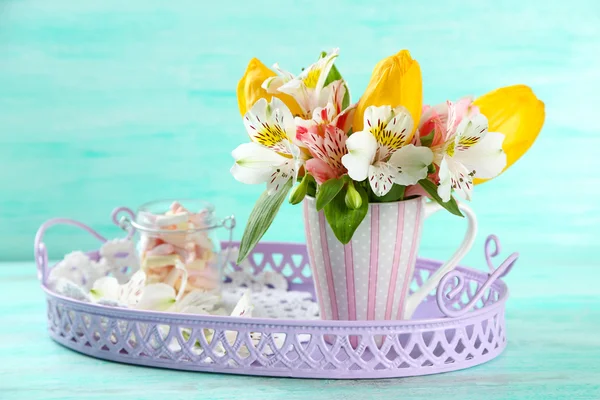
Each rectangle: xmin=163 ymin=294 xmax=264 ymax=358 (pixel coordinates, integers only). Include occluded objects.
xmin=236 ymin=58 xmax=303 ymax=117
xmin=353 ymin=50 xmax=422 ymax=136
xmin=473 ymin=85 xmax=545 ymax=184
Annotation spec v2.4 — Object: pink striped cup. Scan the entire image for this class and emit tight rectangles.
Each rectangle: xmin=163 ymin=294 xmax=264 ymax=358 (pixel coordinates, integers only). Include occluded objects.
xmin=303 ymin=196 xmax=477 ymax=323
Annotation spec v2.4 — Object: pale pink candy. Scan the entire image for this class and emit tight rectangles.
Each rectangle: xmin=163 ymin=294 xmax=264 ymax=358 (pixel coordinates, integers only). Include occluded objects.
xmin=187 ymin=275 xmax=218 ymax=290
xmin=146 ymin=243 xmax=175 ymax=257
xmin=159 ymin=233 xmax=190 ymax=249
xmin=188 ymin=210 xmax=209 ymax=227
xmin=154 ymin=213 xmax=188 ymax=227
xmin=142 ymin=254 xmax=181 ymax=270
xmin=189 ymin=266 xmax=218 ymax=280
xmin=183 ymin=242 xmax=197 ymax=264
xmin=170 ymin=201 xmax=185 ymax=214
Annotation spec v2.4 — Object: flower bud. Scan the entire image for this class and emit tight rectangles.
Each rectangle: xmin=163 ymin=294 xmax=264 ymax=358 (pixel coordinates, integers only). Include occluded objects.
xmin=289 ymin=175 xmax=309 ymax=205
xmin=345 ymin=182 xmax=362 ymax=210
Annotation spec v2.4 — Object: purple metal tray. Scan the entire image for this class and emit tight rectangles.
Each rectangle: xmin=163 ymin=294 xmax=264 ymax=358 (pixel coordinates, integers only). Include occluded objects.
xmin=34 ymin=212 xmax=517 ymax=379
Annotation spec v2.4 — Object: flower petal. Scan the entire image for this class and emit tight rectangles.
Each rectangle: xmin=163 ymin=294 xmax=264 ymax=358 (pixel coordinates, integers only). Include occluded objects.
xmin=172 ymin=289 xmax=220 ymax=314
xmin=306 ymin=158 xmax=337 ymax=184
xmin=278 ymin=49 xmax=340 ymax=116
xmin=333 ymin=103 xmax=356 ymax=134
xmin=231 ymin=289 xmax=254 ymax=317
xmin=364 ymin=105 xmax=393 ymax=132
xmin=388 ymin=144 xmax=433 ymax=186
xmin=136 ymin=283 xmax=177 ymax=311
xmin=243 ymin=98 xmax=296 ymax=154
xmin=438 ymin=157 xmax=473 ymax=202
xmin=353 ymin=50 xmax=422 ymax=136
xmin=368 ymin=161 xmax=397 ymax=197
xmin=231 ymin=142 xmax=290 ymax=185
xmin=323 ymin=125 xmax=347 ymax=172
xmin=326 ymin=79 xmax=348 ymax=116
xmin=455 ymin=131 xmax=506 ymax=179
xmin=266 ymin=158 xmax=297 ymax=195
xmin=236 ymin=58 xmax=303 ymax=117
xmin=262 ymin=63 xmax=295 ymax=93
xmin=90 ymin=277 xmax=120 ymax=302
xmin=363 ymin=105 xmax=414 ymax=159
xmin=342 ymin=130 xmax=377 ymax=181
xmin=453 ymin=113 xmax=489 ymax=152
xmin=380 ymin=106 xmax=414 ymax=158
xmin=446 ymin=97 xmax=476 ymax=135
xmin=120 ymin=270 xmax=146 ymax=306
xmin=313 ymin=48 xmax=340 ymax=93
xmin=473 ymin=85 xmax=545 ymax=183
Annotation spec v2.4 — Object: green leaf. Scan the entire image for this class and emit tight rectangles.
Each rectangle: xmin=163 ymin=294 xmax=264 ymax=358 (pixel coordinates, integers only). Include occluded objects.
xmin=316 ymin=177 xmax=345 ymax=211
xmin=237 ymin=180 xmax=293 ymax=263
xmin=320 ymin=51 xmax=350 ymax=110
xmin=420 ymin=129 xmax=436 ymax=147
xmin=372 ymin=184 xmax=406 ymax=203
xmin=324 ymin=184 xmax=369 ymax=244
xmin=427 ymin=163 xmax=437 ymax=175
xmin=306 ymin=176 xmax=317 ymax=197
xmin=418 ymin=179 xmax=464 ymax=217
xmin=288 ymin=174 xmax=314 ymax=205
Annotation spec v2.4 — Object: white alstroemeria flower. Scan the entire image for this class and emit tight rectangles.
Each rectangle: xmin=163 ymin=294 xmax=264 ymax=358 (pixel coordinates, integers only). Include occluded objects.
xmin=90 ymin=269 xmax=146 ymax=306
xmin=91 ymin=260 xmax=188 ymax=310
xmin=263 ymin=49 xmax=339 ymax=117
xmin=342 ymin=105 xmax=434 ymax=196
xmin=295 ymin=79 xmax=355 ymax=137
xmin=435 ymin=108 xmax=506 ymax=202
xmin=135 ymin=260 xmax=189 ymax=310
xmin=170 ymin=290 xmax=222 ymax=315
xmin=231 ymin=97 xmax=302 ymax=194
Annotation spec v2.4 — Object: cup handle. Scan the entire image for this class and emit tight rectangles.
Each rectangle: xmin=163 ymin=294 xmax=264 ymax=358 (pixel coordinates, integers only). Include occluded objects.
xmin=404 ymin=200 xmax=478 ymax=319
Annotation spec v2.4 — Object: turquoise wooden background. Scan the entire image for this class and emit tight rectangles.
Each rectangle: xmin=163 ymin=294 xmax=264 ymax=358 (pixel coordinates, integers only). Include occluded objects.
xmin=1 ymin=0 xmax=598 ymax=299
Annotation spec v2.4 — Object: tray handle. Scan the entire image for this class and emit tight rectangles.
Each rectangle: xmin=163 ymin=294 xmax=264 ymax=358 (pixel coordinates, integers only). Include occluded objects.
xmin=34 ymin=207 xmax=135 ymax=284
xmin=436 ymin=234 xmax=518 ymax=318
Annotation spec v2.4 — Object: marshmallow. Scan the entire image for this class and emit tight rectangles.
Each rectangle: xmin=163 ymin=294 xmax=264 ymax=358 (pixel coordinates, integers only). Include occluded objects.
xmin=138 ymin=201 xmax=219 ymax=294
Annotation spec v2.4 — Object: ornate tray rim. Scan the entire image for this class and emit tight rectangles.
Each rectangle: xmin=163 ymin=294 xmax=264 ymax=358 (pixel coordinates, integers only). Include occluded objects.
xmin=35 ymin=209 xmax=517 ymax=379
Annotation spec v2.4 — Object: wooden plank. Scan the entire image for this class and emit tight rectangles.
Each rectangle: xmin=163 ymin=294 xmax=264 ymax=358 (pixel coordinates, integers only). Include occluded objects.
xmin=1 ymin=263 xmax=599 ymax=399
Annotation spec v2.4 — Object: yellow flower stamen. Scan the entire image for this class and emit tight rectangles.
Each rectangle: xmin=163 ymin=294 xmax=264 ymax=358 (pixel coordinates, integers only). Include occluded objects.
xmin=370 ymin=121 xmax=406 ymax=150
xmin=254 ymin=123 xmax=288 ymax=149
xmin=457 ymin=135 xmax=479 ymax=150
xmin=302 ymin=68 xmax=320 ymax=89
xmin=446 ymin=141 xmax=456 ymax=157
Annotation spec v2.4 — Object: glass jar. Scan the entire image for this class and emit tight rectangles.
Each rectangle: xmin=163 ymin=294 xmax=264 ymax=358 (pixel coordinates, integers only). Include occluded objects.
xmin=121 ymin=200 xmax=234 ymax=295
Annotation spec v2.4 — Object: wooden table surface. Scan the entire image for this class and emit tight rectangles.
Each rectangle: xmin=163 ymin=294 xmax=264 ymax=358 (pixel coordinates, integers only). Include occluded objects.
xmin=1 ymin=262 xmax=599 ymax=400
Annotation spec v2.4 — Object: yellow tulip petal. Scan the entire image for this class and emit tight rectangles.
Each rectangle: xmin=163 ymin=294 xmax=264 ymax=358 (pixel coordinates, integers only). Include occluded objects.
xmin=473 ymin=85 xmax=545 ymax=184
xmin=353 ymin=50 xmax=422 ymax=137
xmin=236 ymin=58 xmax=303 ymax=117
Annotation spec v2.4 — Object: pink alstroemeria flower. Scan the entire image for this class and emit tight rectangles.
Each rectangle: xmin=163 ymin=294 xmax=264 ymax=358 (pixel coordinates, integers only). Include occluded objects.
xmin=295 ymin=80 xmax=356 ymax=184
xmin=415 ymin=97 xmax=479 ymax=147
xmin=300 ymin=125 xmax=348 ymax=184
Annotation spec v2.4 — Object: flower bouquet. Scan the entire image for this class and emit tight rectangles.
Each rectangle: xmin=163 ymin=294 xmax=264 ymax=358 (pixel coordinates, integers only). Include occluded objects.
xmin=231 ymin=49 xmax=544 ymax=321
